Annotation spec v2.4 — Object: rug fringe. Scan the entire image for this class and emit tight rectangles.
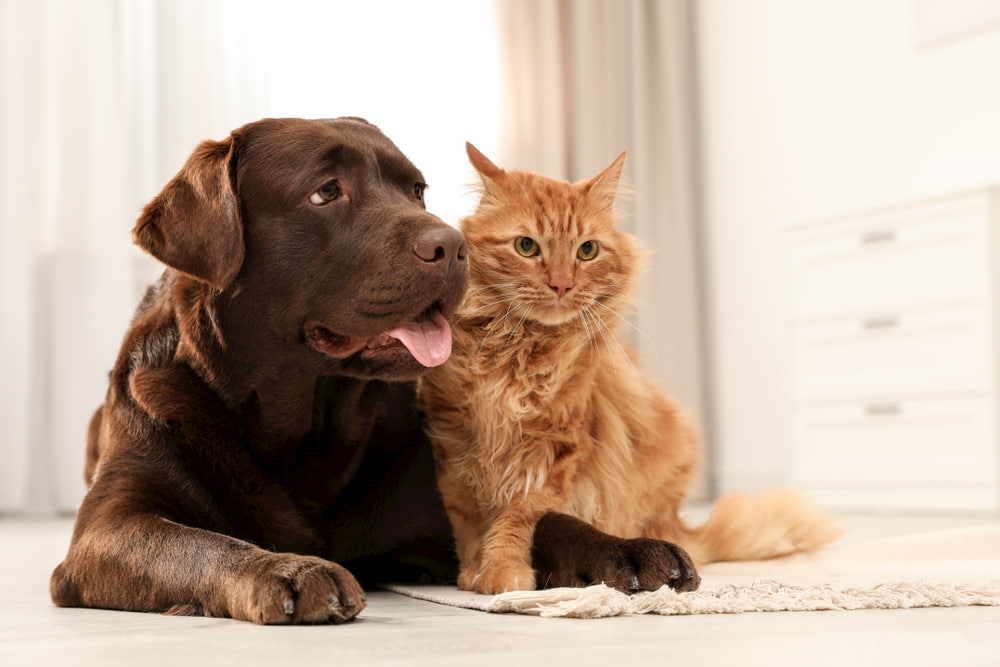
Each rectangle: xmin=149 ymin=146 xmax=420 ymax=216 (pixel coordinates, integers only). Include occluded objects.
xmin=485 ymin=579 xmax=1000 ymax=618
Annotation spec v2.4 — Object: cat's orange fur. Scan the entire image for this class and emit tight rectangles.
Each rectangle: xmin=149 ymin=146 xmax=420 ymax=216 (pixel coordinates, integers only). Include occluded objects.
xmin=419 ymin=144 xmax=840 ymax=595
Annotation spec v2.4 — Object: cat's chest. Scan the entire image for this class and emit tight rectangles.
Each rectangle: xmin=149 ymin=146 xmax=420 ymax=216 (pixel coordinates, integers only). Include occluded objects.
xmin=456 ymin=327 xmax=595 ymax=421
xmin=469 ymin=335 xmax=579 ymax=385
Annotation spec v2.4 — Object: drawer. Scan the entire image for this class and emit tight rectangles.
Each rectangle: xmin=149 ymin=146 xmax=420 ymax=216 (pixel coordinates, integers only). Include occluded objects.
xmin=792 ymin=396 xmax=996 ymax=487
xmin=788 ymin=194 xmax=991 ymax=318
xmin=791 ymin=305 xmax=992 ymax=399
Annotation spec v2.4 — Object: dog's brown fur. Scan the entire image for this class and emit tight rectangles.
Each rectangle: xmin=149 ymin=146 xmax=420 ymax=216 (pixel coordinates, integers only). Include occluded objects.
xmin=50 ymin=118 xmax=471 ymax=624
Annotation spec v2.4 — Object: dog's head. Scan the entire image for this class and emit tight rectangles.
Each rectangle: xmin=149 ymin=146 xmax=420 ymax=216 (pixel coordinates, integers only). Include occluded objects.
xmin=133 ymin=117 xmax=468 ymax=381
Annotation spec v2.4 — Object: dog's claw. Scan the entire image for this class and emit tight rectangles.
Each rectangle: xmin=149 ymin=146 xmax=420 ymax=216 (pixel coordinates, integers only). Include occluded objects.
xmin=283 ymin=599 xmax=295 ymax=615
xmin=627 ymin=576 xmax=640 ymax=590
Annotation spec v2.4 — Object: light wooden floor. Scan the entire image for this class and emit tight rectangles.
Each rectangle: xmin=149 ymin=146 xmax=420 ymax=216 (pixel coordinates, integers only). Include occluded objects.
xmin=2 ymin=514 xmax=1000 ymax=667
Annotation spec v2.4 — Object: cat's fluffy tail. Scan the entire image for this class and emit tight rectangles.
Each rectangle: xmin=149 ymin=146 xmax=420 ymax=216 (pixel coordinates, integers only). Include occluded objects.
xmin=679 ymin=489 xmax=842 ymax=565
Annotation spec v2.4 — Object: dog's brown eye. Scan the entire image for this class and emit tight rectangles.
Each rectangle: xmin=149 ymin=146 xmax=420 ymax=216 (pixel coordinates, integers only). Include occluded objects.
xmin=413 ymin=183 xmax=427 ymax=200
xmin=309 ymin=180 xmax=341 ymax=206
xmin=514 ymin=237 xmax=540 ymax=257
xmin=577 ymin=240 xmax=599 ymax=260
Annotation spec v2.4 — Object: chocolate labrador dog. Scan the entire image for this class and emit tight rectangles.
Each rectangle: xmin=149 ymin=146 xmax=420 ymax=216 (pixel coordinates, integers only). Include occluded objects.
xmin=50 ymin=117 xmax=687 ymax=625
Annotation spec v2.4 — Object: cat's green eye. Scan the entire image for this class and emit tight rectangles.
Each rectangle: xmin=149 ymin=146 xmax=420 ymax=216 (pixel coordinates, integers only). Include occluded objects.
xmin=514 ymin=237 xmax=540 ymax=257
xmin=577 ymin=240 xmax=599 ymax=260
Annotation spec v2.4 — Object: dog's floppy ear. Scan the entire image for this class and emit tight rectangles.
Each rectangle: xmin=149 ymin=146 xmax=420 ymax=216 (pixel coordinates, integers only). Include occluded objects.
xmin=133 ymin=133 xmax=243 ymax=291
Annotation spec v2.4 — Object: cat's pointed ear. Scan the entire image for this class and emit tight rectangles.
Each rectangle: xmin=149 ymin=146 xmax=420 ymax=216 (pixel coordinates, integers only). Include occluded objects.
xmin=466 ymin=142 xmax=506 ymax=184
xmin=581 ymin=151 xmax=627 ymax=210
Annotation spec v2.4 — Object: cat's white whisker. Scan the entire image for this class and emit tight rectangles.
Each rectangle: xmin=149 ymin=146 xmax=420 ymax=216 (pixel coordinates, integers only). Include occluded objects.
xmin=508 ymin=305 xmax=533 ymax=343
xmin=471 ymin=298 xmax=522 ymax=363
xmin=472 ymin=283 xmax=521 ymax=296
xmin=578 ymin=307 xmax=599 ymax=362
xmin=476 ymin=295 xmax=520 ymax=310
xmin=592 ymin=299 xmax=660 ymax=362
xmin=499 ymin=298 xmax=522 ymax=332
xmin=589 ymin=302 xmax=641 ymax=381
xmin=583 ymin=305 xmax=618 ymax=373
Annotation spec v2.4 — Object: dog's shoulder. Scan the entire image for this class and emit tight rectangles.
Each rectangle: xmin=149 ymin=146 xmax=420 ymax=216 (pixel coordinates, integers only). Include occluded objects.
xmin=104 ymin=270 xmax=224 ymax=436
xmin=123 ymin=271 xmax=181 ymax=373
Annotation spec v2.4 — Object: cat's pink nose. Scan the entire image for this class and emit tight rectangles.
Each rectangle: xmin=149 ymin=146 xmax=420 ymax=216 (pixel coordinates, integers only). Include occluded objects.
xmin=550 ymin=279 xmax=573 ymax=298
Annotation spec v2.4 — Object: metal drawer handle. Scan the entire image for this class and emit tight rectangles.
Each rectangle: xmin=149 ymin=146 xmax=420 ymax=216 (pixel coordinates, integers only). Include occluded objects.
xmin=865 ymin=402 xmax=901 ymax=417
xmin=861 ymin=229 xmax=896 ymax=245
xmin=862 ymin=315 xmax=899 ymax=330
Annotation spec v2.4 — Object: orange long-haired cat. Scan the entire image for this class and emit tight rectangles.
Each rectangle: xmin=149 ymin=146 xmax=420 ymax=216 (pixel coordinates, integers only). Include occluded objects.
xmin=419 ymin=144 xmax=839 ymax=595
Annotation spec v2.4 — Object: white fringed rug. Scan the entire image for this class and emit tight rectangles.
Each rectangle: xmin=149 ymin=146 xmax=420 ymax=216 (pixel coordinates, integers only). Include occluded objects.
xmin=384 ymin=525 xmax=1000 ymax=618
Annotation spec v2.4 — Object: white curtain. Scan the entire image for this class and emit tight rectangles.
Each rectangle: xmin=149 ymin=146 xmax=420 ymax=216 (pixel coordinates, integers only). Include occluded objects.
xmin=493 ymin=0 xmax=708 ymax=493
xmin=0 ymin=0 xmax=268 ymax=514
xmin=0 ymin=0 xmax=702 ymax=513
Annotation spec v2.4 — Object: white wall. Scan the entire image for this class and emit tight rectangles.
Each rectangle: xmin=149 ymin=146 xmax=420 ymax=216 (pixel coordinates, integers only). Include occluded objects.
xmin=695 ymin=0 xmax=1000 ymax=492
xmin=260 ymin=0 xmax=500 ymax=229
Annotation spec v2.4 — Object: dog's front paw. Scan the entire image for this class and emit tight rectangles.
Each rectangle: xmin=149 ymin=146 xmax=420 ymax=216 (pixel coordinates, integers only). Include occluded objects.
xmin=614 ymin=537 xmax=701 ymax=592
xmin=234 ymin=554 xmax=367 ymax=624
xmin=468 ymin=561 xmax=536 ymax=595
xmin=533 ymin=514 xmax=701 ymax=594
xmin=547 ymin=537 xmax=700 ymax=593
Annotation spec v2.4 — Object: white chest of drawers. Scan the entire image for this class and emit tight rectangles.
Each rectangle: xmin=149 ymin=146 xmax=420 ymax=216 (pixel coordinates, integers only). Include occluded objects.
xmin=785 ymin=187 xmax=1000 ymax=512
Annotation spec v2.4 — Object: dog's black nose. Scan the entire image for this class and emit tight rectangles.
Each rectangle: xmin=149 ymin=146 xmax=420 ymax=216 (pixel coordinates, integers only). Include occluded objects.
xmin=413 ymin=225 xmax=468 ymax=276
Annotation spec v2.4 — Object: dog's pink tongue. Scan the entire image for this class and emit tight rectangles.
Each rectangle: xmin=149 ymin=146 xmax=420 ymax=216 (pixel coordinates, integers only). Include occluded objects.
xmin=386 ymin=310 xmax=452 ymax=367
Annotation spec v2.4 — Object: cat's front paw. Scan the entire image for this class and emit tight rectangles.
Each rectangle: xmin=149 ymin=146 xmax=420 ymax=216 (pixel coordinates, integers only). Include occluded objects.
xmin=469 ymin=561 xmax=536 ymax=595
xmin=457 ymin=566 xmax=478 ymax=591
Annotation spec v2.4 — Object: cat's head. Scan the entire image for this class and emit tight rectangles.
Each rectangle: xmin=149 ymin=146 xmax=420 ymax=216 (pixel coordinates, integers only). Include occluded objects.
xmin=459 ymin=143 xmax=636 ymax=328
